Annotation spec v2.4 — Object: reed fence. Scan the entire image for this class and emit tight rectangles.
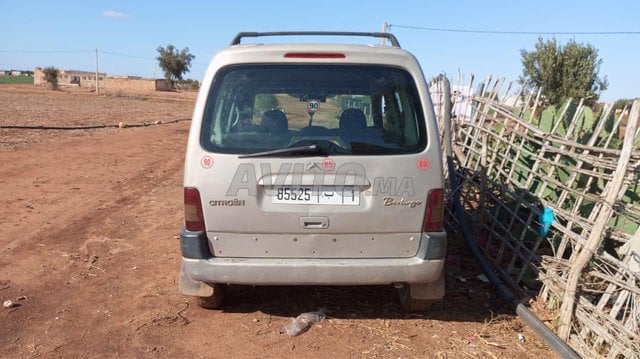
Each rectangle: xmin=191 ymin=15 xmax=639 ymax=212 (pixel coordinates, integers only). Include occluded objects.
xmin=430 ymin=75 xmax=640 ymax=358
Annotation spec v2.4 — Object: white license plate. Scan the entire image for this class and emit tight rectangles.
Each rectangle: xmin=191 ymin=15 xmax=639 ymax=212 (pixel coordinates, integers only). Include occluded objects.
xmin=272 ymin=187 xmax=359 ymax=205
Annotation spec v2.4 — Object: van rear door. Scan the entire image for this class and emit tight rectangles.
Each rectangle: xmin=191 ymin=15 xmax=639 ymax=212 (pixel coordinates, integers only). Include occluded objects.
xmin=190 ymin=64 xmax=443 ymax=259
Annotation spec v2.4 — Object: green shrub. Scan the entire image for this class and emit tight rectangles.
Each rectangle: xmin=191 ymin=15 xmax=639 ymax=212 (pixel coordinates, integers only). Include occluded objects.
xmin=42 ymin=66 xmax=59 ymax=90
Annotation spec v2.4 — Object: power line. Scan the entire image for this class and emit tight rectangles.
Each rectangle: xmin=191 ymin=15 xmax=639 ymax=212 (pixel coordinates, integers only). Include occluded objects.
xmin=389 ymin=24 xmax=640 ymax=36
xmin=1 ymin=48 xmax=209 ymax=67
xmin=101 ymin=51 xmax=156 ymax=61
xmin=0 ymin=50 xmax=94 ymax=54
xmin=0 ymin=49 xmax=155 ymax=59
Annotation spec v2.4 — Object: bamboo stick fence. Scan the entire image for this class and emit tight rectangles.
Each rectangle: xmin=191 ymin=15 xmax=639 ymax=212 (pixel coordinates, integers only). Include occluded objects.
xmin=430 ymin=75 xmax=640 ymax=358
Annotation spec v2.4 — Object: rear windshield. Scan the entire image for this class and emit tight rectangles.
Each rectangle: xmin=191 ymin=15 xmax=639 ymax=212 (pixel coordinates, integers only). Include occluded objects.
xmin=200 ymin=65 xmax=426 ymax=155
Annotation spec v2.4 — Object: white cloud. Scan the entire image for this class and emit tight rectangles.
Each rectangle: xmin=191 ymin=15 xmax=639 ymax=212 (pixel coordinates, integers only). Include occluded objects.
xmin=101 ymin=10 xmax=128 ymax=19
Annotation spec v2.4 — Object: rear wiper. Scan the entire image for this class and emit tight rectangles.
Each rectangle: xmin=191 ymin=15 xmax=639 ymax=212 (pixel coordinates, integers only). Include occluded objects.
xmin=238 ymin=144 xmax=329 ymax=158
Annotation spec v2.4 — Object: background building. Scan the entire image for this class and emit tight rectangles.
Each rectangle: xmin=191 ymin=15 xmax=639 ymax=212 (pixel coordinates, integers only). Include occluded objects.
xmin=33 ymin=67 xmax=172 ymax=92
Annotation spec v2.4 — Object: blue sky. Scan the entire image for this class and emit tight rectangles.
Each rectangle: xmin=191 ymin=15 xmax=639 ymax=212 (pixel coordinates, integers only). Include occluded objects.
xmin=1 ymin=0 xmax=638 ymax=102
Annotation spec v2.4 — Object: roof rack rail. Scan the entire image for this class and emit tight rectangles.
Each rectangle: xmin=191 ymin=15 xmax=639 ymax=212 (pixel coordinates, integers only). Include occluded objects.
xmin=230 ymin=31 xmax=401 ymax=48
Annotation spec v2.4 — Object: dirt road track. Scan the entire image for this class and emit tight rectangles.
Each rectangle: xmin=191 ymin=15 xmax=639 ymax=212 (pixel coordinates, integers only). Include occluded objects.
xmin=0 ymin=86 xmax=556 ymax=358
xmin=1 ymin=123 xmax=189 ymax=357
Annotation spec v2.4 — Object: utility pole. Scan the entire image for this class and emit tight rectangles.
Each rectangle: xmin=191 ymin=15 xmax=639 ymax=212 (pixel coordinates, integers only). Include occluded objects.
xmin=95 ymin=49 xmax=99 ymax=94
xmin=381 ymin=21 xmax=389 ymax=46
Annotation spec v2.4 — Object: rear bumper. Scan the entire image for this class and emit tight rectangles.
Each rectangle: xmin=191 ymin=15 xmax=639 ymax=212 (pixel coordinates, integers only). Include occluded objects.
xmin=180 ymin=229 xmax=446 ymax=286
xmin=183 ymin=256 xmax=444 ymax=285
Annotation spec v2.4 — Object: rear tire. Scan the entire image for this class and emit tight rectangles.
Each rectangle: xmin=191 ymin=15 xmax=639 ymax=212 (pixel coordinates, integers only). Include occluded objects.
xmin=398 ymin=285 xmax=434 ymax=312
xmin=196 ymin=283 xmax=227 ymax=309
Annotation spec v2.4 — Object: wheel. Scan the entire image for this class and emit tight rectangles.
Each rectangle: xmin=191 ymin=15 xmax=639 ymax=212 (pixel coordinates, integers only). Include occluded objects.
xmin=398 ymin=285 xmax=434 ymax=312
xmin=196 ymin=283 xmax=227 ymax=309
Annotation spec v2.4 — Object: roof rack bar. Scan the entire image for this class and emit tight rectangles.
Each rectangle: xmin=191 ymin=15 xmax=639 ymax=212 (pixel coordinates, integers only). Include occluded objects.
xmin=230 ymin=31 xmax=401 ymax=48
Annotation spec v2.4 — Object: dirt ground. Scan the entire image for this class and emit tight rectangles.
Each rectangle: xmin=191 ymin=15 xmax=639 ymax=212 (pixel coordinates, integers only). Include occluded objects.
xmin=0 ymin=84 xmax=557 ymax=358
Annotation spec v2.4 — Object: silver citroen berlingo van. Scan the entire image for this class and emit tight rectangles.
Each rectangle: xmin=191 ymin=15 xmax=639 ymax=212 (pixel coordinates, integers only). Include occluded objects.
xmin=180 ymin=32 xmax=446 ymax=311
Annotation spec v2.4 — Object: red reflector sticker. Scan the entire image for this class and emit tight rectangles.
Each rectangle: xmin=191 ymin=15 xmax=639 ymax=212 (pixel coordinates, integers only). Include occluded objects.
xmin=201 ymin=155 xmax=214 ymax=169
xmin=322 ymin=158 xmax=336 ymax=172
xmin=284 ymin=53 xmax=346 ymax=59
xmin=417 ymin=158 xmax=430 ymax=171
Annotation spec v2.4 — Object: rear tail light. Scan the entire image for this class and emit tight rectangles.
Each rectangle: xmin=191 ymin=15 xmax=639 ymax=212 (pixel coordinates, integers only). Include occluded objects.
xmin=184 ymin=187 xmax=205 ymax=231
xmin=423 ymin=188 xmax=444 ymax=232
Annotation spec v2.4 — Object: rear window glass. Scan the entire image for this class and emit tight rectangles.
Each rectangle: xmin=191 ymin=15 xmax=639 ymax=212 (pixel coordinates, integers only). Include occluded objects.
xmin=200 ymin=65 xmax=426 ymax=155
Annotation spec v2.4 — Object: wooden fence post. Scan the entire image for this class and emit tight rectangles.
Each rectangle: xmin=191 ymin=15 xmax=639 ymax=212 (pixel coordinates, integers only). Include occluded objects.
xmin=556 ymin=100 xmax=640 ymax=340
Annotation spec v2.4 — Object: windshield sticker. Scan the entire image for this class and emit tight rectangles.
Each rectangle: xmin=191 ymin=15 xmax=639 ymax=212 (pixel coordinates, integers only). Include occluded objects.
xmin=307 ymin=100 xmax=320 ymax=113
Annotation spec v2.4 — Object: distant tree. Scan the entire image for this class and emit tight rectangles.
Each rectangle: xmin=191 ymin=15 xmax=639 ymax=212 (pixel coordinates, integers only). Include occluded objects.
xmin=520 ymin=37 xmax=608 ymax=107
xmin=42 ymin=66 xmax=59 ymax=90
xmin=156 ymin=45 xmax=195 ymax=87
xmin=254 ymin=94 xmax=280 ymax=114
xmin=612 ymin=98 xmax=637 ymax=111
